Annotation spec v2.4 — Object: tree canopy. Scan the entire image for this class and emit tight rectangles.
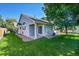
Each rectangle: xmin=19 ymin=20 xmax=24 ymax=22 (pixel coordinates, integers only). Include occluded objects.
xmin=43 ymin=3 xmax=79 ymax=34
xmin=6 ymin=18 xmax=16 ymax=24
xmin=5 ymin=18 xmax=17 ymax=31
xmin=0 ymin=15 xmax=5 ymax=27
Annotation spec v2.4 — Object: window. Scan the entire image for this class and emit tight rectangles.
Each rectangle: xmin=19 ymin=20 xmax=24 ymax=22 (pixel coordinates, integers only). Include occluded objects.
xmin=23 ymin=22 xmax=26 ymax=25
xmin=38 ymin=26 xmax=42 ymax=34
xmin=29 ymin=25 xmax=34 ymax=36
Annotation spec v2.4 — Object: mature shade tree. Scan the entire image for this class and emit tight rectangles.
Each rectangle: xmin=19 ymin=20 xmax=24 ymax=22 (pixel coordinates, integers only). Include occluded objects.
xmin=43 ymin=3 xmax=79 ymax=34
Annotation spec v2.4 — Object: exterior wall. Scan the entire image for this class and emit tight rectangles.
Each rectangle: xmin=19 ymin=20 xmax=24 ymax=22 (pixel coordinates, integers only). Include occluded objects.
xmin=18 ymin=15 xmax=54 ymax=39
xmin=29 ymin=24 xmax=35 ymax=37
xmin=18 ymin=25 xmax=29 ymax=36
xmin=29 ymin=24 xmax=45 ymax=39
xmin=18 ymin=15 xmax=35 ymax=37
xmin=29 ymin=24 xmax=53 ymax=39
xmin=18 ymin=24 xmax=53 ymax=39
xmin=19 ymin=15 xmax=35 ymax=25
xmin=35 ymin=24 xmax=53 ymax=39
xmin=44 ymin=25 xmax=53 ymax=36
xmin=36 ymin=24 xmax=45 ymax=38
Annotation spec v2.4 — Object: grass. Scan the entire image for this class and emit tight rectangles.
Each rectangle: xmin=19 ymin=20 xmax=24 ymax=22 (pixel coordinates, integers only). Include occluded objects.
xmin=0 ymin=32 xmax=79 ymax=56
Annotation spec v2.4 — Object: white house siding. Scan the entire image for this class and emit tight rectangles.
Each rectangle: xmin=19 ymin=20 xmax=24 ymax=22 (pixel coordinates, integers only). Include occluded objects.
xmin=18 ymin=26 xmax=21 ymax=34
xmin=42 ymin=25 xmax=45 ymax=36
xmin=29 ymin=24 xmax=35 ymax=37
xmin=18 ymin=25 xmax=28 ymax=36
xmin=18 ymin=15 xmax=35 ymax=37
xmin=18 ymin=14 xmax=54 ymax=39
xmin=29 ymin=24 xmax=53 ymax=39
xmin=36 ymin=24 xmax=44 ymax=38
xmin=19 ymin=15 xmax=35 ymax=25
xmin=29 ymin=24 xmax=46 ymax=39
xmin=35 ymin=24 xmax=53 ymax=39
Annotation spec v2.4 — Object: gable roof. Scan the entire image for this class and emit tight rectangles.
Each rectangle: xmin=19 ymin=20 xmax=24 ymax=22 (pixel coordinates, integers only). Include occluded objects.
xmin=19 ymin=14 xmax=48 ymax=24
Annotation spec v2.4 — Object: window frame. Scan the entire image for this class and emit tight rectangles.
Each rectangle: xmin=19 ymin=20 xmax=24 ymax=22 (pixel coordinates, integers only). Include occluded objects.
xmin=38 ymin=25 xmax=42 ymax=34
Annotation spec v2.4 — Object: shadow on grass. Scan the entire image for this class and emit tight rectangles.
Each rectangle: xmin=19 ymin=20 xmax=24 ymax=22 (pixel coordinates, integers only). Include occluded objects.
xmin=0 ymin=32 xmax=79 ymax=56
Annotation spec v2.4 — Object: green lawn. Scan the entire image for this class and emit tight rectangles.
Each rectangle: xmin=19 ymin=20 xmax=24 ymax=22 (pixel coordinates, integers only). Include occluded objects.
xmin=0 ymin=32 xmax=79 ymax=56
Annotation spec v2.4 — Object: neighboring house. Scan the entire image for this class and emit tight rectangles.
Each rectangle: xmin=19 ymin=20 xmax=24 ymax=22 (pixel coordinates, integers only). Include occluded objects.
xmin=12 ymin=22 xmax=17 ymax=27
xmin=74 ymin=26 xmax=79 ymax=33
xmin=0 ymin=28 xmax=7 ymax=39
xmin=17 ymin=14 xmax=54 ymax=39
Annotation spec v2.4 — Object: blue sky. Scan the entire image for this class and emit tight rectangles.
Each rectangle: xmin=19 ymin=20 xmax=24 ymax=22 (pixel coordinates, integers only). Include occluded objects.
xmin=0 ymin=3 xmax=45 ymax=21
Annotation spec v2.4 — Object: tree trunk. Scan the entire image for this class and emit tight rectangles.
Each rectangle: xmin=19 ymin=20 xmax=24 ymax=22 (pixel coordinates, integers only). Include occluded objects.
xmin=65 ymin=25 xmax=68 ymax=35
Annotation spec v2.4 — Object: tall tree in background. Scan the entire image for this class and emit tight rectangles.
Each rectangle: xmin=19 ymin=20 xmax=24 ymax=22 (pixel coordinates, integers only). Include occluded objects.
xmin=41 ymin=17 xmax=47 ymax=20
xmin=6 ymin=18 xmax=16 ymax=24
xmin=0 ymin=15 xmax=17 ymax=31
xmin=43 ymin=4 xmax=79 ymax=34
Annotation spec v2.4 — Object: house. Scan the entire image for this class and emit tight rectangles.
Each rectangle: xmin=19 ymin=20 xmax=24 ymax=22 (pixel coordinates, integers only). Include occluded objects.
xmin=0 ymin=28 xmax=7 ymax=39
xmin=12 ymin=22 xmax=17 ymax=27
xmin=73 ymin=26 xmax=79 ymax=33
xmin=17 ymin=14 xmax=54 ymax=39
